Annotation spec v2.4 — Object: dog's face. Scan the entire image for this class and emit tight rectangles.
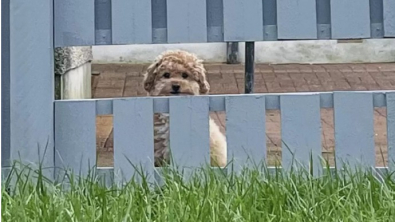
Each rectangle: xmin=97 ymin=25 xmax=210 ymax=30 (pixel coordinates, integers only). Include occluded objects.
xmin=143 ymin=50 xmax=210 ymax=96
xmin=148 ymin=62 xmax=201 ymax=96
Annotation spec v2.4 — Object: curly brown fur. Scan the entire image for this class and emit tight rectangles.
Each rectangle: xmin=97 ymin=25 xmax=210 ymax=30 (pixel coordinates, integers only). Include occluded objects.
xmin=143 ymin=50 xmax=227 ymax=167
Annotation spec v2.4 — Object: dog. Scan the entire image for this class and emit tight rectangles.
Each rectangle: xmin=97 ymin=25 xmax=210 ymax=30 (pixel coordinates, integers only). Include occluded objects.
xmin=142 ymin=50 xmax=227 ymax=167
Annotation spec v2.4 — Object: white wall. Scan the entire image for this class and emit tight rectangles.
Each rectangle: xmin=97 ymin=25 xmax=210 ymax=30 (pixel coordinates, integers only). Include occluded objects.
xmin=92 ymin=39 xmax=395 ymax=64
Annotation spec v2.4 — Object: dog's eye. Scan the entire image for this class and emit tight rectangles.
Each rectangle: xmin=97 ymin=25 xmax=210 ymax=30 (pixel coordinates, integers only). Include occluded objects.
xmin=182 ymin=73 xmax=188 ymax=79
xmin=163 ymin=73 xmax=170 ymax=78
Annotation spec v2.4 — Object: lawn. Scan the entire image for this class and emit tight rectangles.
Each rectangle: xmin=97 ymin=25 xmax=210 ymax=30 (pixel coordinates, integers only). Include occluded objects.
xmin=2 ymin=163 xmax=395 ymax=222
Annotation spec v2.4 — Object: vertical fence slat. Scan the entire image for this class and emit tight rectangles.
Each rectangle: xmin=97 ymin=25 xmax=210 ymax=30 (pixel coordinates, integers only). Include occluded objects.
xmin=223 ymin=0 xmax=263 ymax=41
xmin=387 ymin=92 xmax=395 ymax=171
xmin=2 ymin=0 xmax=10 ymax=167
xmin=226 ymin=95 xmax=266 ymax=172
xmin=370 ymin=0 xmax=384 ymax=38
xmin=112 ymin=0 xmax=152 ymax=44
xmin=277 ymin=0 xmax=317 ymax=40
xmin=169 ymin=97 xmax=210 ymax=168
xmin=113 ymin=98 xmax=154 ymax=184
xmin=95 ymin=0 xmax=112 ymax=45
xmin=206 ymin=0 xmax=224 ymax=42
xmin=383 ymin=0 xmax=395 ymax=37
xmin=54 ymin=0 xmax=94 ymax=47
xmin=263 ymin=0 xmax=278 ymax=41
xmin=316 ymin=0 xmax=331 ymax=39
xmin=331 ymin=0 xmax=371 ymax=39
xmin=7 ymin=0 xmax=55 ymax=179
xmin=167 ymin=0 xmax=207 ymax=43
xmin=55 ymin=101 xmax=96 ymax=178
xmin=152 ymin=0 xmax=168 ymax=43
xmin=280 ymin=94 xmax=322 ymax=175
xmin=334 ymin=92 xmax=375 ymax=170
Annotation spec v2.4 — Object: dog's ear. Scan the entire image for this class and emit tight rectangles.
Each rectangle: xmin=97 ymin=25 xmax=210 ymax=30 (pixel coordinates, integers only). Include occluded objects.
xmin=194 ymin=62 xmax=210 ymax=94
xmin=143 ymin=60 xmax=160 ymax=92
xmin=199 ymin=75 xmax=210 ymax=94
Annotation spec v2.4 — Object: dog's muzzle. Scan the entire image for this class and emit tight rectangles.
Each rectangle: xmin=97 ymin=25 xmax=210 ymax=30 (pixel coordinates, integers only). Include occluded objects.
xmin=170 ymin=84 xmax=180 ymax=94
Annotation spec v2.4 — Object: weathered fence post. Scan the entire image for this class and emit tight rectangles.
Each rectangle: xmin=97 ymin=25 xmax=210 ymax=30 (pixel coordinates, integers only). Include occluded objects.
xmin=1 ymin=0 xmax=55 ymax=179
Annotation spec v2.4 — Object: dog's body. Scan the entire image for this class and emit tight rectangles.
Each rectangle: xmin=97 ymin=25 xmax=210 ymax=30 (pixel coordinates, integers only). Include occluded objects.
xmin=143 ymin=50 xmax=227 ymax=167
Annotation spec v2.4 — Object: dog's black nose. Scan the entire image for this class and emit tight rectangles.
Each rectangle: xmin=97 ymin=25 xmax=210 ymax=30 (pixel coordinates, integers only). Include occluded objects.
xmin=172 ymin=84 xmax=180 ymax=92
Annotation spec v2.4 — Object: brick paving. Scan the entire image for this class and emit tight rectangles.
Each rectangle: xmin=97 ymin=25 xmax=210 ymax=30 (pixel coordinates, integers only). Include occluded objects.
xmin=92 ymin=63 xmax=395 ymax=167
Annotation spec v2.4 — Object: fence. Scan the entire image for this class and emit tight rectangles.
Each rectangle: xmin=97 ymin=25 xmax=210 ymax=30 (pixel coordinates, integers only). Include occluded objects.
xmin=55 ymin=0 xmax=395 ymax=46
xmin=2 ymin=0 xmax=395 ymax=183
xmin=53 ymin=91 xmax=395 ymax=184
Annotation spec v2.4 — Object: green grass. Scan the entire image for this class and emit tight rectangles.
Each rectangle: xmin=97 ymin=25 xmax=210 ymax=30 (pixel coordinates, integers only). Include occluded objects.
xmin=2 ymin=162 xmax=395 ymax=222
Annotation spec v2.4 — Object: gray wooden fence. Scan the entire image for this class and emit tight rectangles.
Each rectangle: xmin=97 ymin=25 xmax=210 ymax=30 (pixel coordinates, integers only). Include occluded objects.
xmin=2 ymin=0 xmax=395 ymax=183
xmin=55 ymin=0 xmax=395 ymax=47
xmin=54 ymin=91 xmax=395 ymax=184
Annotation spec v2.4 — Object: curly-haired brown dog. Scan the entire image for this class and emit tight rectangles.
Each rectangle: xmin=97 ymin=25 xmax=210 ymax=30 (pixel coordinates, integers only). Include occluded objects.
xmin=143 ymin=50 xmax=227 ymax=167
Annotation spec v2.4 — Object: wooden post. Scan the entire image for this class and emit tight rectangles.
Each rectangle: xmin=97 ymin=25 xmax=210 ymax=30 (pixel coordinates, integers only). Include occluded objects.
xmin=2 ymin=0 xmax=55 ymax=180
xmin=245 ymin=42 xmax=255 ymax=94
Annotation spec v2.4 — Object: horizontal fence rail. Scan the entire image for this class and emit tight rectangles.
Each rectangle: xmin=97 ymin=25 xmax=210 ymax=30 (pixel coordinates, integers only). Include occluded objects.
xmin=54 ymin=91 xmax=395 ymax=184
xmin=54 ymin=0 xmax=395 ymax=47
